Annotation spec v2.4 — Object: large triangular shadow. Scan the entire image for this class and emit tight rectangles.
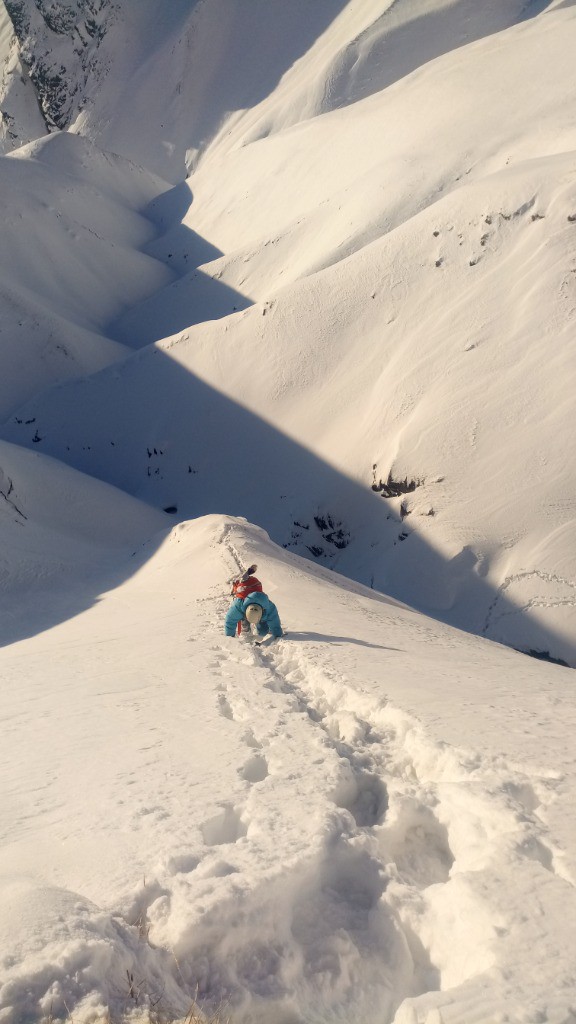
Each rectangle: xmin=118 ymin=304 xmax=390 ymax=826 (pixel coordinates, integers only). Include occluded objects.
xmin=107 ymin=182 xmax=254 ymax=346
xmin=2 ymin=337 xmax=573 ymax=667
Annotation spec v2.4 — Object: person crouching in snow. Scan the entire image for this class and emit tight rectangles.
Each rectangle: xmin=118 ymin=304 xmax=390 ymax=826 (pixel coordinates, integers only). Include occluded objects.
xmin=225 ymin=575 xmax=283 ymax=639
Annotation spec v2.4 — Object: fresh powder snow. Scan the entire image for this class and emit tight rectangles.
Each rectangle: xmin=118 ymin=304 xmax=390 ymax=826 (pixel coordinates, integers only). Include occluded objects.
xmin=1 ymin=2 xmax=576 ymax=1023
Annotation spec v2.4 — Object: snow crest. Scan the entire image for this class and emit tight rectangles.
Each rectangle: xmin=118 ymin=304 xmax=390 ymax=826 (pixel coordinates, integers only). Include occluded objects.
xmin=2 ymin=519 xmax=575 ymax=1023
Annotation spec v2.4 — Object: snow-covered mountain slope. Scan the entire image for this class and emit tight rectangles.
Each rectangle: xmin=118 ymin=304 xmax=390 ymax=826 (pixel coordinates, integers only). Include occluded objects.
xmin=1 ymin=515 xmax=575 ymax=1024
xmin=0 ymin=2 xmax=45 ymax=152
xmin=0 ymin=436 xmax=166 ymax=644
xmin=0 ymin=131 xmax=172 ymax=417
xmin=3 ymin=4 xmax=575 ymax=664
xmin=0 ymin=0 xmax=562 ymax=178
xmin=1 ymin=3 xmax=576 ymax=1022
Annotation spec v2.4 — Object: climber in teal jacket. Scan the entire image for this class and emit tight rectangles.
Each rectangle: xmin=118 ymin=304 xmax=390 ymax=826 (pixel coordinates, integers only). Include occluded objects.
xmin=224 ymin=589 xmax=283 ymax=638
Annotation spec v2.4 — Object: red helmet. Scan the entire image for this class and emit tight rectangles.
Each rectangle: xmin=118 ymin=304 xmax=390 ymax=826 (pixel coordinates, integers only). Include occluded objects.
xmin=232 ymin=576 xmax=263 ymax=600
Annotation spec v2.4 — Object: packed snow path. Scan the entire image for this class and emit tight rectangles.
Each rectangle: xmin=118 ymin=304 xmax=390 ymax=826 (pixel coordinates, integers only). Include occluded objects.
xmin=1 ymin=517 xmax=576 ymax=1024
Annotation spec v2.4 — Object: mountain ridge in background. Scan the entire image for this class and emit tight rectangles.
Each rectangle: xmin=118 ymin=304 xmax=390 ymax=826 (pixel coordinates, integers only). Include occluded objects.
xmin=1 ymin=8 xmax=576 ymax=1021
xmin=1 ymin=0 xmax=575 ymax=663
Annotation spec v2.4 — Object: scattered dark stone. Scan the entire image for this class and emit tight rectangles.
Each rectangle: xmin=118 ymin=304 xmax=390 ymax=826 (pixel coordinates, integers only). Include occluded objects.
xmin=5 ymin=1 xmax=30 ymax=38
xmin=372 ymin=473 xmax=422 ymax=498
xmin=531 ymin=213 xmax=545 ymax=221
xmin=163 ymin=506 xmax=178 ymax=514
xmin=307 ymin=545 xmax=324 ymax=558
xmin=525 ymin=649 xmax=570 ymax=668
xmin=293 ymin=521 xmax=309 ymax=530
xmin=433 ymin=230 xmax=440 ymax=237
xmin=325 ymin=531 xmax=349 ymax=549
xmin=568 ymin=214 xmax=576 ymax=223
xmin=313 ymin=512 xmax=350 ymax=548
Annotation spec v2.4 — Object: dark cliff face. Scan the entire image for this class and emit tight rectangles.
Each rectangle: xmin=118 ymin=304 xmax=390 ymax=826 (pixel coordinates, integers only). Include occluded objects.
xmin=4 ymin=0 xmax=113 ymax=131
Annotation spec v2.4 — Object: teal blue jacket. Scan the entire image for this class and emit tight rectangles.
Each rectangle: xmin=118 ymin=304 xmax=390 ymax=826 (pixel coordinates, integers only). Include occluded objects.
xmin=224 ymin=591 xmax=283 ymax=637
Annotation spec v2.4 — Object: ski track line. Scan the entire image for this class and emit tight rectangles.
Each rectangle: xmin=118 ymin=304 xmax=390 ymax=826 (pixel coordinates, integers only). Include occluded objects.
xmin=482 ymin=569 xmax=576 ymax=636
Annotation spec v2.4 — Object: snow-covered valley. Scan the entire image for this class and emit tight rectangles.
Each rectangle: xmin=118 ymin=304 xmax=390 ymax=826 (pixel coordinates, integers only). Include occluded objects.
xmin=1 ymin=1 xmax=576 ymax=1021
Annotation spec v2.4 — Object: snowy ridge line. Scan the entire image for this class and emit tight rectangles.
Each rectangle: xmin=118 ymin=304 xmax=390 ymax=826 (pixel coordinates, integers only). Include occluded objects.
xmin=1 ymin=517 xmax=576 ymax=1023
xmin=173 ymin=538 xmax=576 ymax=1021
xmin=0 ymin=472 xmax=26 ymax=519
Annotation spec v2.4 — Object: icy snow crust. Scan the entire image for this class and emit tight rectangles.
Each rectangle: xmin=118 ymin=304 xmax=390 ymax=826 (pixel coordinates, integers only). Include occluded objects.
xmin=0 ymin=0 xmax=576 ymax=1021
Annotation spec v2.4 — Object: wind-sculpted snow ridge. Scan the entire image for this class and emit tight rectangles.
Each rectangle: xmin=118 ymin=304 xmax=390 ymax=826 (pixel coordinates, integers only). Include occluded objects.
xmin=1 ymin=516 xmax=575 ymax=1023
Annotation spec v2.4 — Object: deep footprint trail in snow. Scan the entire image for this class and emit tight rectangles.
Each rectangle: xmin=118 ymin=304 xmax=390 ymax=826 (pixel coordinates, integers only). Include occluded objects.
xmin=2 ymin=517 xmax=576 ymax=1024
xmin=145 ymin=523 xmax=576 ymax=1024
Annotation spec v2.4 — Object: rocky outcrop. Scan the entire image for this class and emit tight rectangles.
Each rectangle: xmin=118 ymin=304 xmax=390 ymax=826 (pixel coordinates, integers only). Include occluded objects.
xmin=2 ymin=0 xmax=112 ymax=136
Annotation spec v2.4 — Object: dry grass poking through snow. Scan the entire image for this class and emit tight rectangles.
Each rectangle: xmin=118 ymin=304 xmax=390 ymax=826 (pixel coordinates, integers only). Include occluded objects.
xmin=42 ymin=1007 xmax=230 ymax=1024
xmin=134 ymin=1012 xmax=230 ymax=1024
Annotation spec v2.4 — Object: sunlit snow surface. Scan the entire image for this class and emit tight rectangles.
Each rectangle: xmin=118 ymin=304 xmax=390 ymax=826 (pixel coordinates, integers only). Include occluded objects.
xmin=1 ymin=0 xmax=576 ymax=1021
xmin=1 ymin=1 xmax=575 ymax=663
xmin=1 ymin=514 xmax=576 ymax=1023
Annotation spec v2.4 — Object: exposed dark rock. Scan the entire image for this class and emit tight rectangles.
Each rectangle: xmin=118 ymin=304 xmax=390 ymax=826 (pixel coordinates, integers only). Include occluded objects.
xmin=307 ymin=545 xmax=324 ymax=558
xmin=372 ymin=472 xmax=423 ymax=498
xmin=525 ymin=649 xmax=569 ymax=668
xmin=5 ymin=0 xmax=113 ymax=132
